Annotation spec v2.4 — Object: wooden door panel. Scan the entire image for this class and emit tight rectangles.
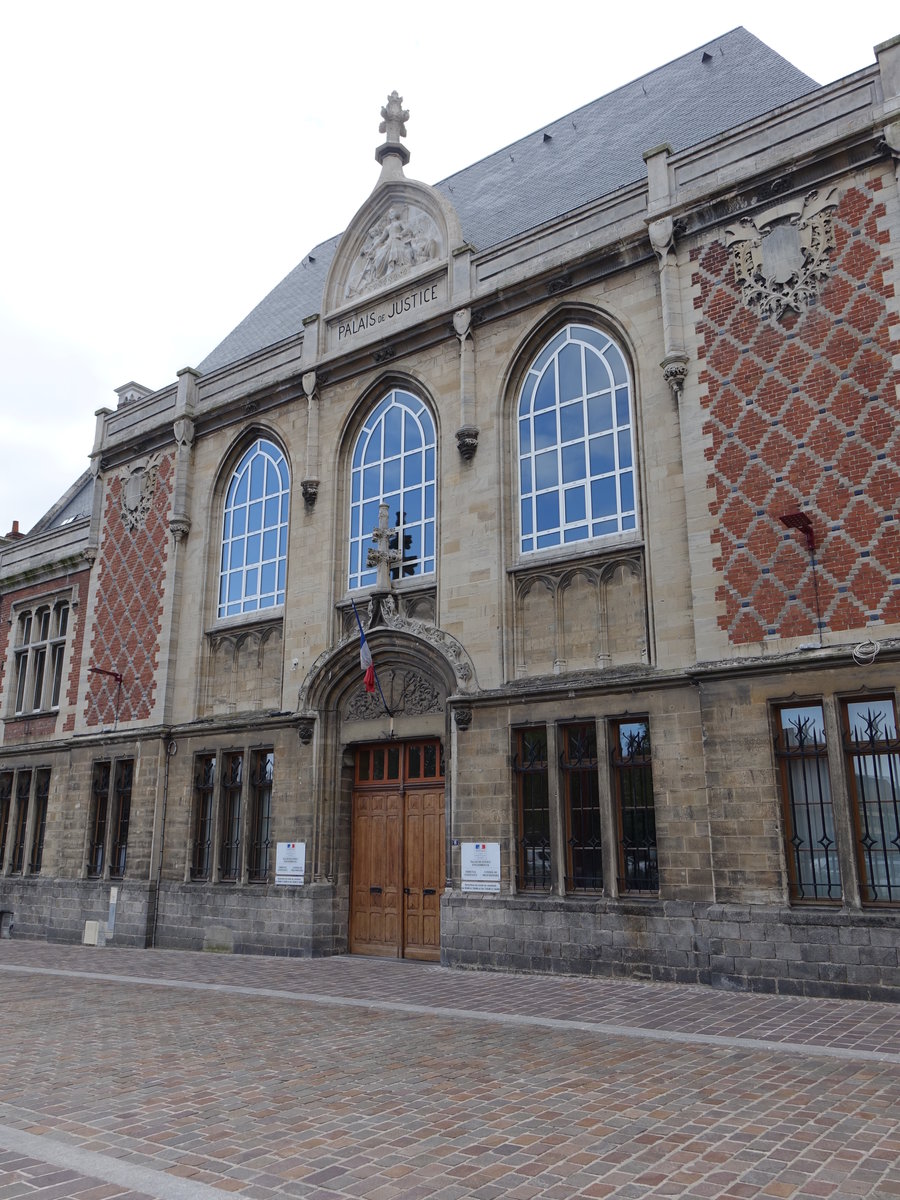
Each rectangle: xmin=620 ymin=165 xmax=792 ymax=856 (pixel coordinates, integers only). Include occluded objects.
xmin=350 ymin=790 xmax=402 ymax=957
xmin=403 ymin=789 xmax=445 ymax=961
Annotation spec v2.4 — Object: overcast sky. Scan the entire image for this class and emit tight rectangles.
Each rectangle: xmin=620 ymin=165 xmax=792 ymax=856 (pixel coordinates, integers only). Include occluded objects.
xmin=1 ymin=1 xmax=897 ymax=534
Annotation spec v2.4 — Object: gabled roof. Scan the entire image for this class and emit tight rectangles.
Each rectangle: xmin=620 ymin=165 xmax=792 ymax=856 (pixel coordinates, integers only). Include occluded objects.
xmin=198 ymin=27 xmax=817 ymax=376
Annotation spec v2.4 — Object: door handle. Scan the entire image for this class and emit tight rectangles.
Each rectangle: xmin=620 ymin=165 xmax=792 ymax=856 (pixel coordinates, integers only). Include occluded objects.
xmin=403 ymin=887 xmax=411 ymax=895
xmin=423 ymin=888 xmax=436 ymax=895
xmin=370 ymin=886 xmax=382 ymax=894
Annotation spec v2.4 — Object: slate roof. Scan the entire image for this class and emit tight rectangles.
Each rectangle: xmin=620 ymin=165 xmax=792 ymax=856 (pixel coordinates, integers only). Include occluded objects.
xmin=198 ymin=27 xmax=817 ymax=376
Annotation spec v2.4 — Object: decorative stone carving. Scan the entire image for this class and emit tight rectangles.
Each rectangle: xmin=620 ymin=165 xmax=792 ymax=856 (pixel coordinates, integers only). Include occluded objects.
xmin=169 ymin=515 xmax=192 ymax=544
xmin=455 ymin=425 xmax=479 ymax=461
xmin=380 ymin=595 xmax=476 ymax=688
xmin=173 ymin=416 xmax=195 ymax=450
xmin=345 ymin=204 xmax=440 ymax=300
xmin=297 ymin=718 xmax=315 ymax=745
xmin=372 ymin=346 xmax=396 ymax=363
xmin=660 ymin=352 xmax=689 ymax=399
xmin=726 ymin=187 xmax=839 ymax=320
xmin=301 ymin=478 xmax=320 ymax=506
xmin=453 ymin=706 xmax=473 ymax=731
xmin=546 ymin=274 xmax=571 ymax=295
xmin=345 ymin=669 xmax=442 ymax=721
xmin=119 ymin=455 xmax=160 ymax=531
xmin=380 ymin=90 xmax=408 ymax=143
xmin=367 ymin=503 xmax=403 ymax=589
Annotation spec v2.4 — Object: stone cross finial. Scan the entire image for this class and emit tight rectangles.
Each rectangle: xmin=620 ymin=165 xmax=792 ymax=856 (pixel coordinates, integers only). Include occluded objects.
xmin=366 ymin=502 xmax=402 ymax=590
xmin=380 ymin=91 xmax=408 ymax=144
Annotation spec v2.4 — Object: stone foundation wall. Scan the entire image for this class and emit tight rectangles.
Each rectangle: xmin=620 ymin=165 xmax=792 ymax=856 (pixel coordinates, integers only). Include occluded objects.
xmin=0 ymin=878 xmax=152 ymax=947
xmin=441 ymin=893 xmax=900 ymax=1002
xmin=152 ymin=882 xmax=343 ymax=956
xmin=0 ymin=877 xmax=345 ymax=957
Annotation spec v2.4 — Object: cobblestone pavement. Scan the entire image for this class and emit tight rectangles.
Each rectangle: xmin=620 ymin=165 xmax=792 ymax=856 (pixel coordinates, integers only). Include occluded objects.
xmin=1 ymin=942 xmax=899 ymax=1199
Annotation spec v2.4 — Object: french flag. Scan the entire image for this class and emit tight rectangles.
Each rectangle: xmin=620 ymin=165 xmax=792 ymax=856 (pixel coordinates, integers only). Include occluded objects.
xmin=359 ymin=629 xmax=376 ymax=694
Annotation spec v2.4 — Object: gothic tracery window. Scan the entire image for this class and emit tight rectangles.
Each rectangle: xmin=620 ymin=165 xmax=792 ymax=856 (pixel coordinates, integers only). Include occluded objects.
xmin=218 ymin=439 xmax=290 ymax=619
xmin=349 ymin=389 xmax=436 ymax=590
xmin=518 ymin=324 xmax=636 ymax=553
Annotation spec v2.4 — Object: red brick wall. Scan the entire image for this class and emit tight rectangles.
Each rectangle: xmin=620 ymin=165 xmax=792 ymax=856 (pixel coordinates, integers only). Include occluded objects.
xmin=0 ymin=567 xmax=91 ymax=742
xmin=694 ymin=177 xmax=899 ymax=644
xmin=85 ymin=455 xmax=174 ymax=726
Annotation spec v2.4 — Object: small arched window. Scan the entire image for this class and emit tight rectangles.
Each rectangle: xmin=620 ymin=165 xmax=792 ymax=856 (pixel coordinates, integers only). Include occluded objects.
xmin=349 ymin=389 xmax=436 ymax=590
xmin=518 ymin=324 xmax=636 ymax=553
xmin=218 ymin=438 xmax=290 ymax=619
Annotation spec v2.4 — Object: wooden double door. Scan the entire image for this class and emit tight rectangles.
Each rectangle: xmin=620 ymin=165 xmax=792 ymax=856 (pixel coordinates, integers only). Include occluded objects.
xmin=349 ymin=739 xmax=445 ymax=961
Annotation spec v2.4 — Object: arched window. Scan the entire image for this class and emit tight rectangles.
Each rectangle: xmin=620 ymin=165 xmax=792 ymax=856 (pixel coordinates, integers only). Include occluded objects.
xmin=518 ymin=324 xmax=636 ymax=553
xmin=218 ymin=438 xmax=290 ymax=619
xmin=349 ymin=389 xmax=436 ymax=590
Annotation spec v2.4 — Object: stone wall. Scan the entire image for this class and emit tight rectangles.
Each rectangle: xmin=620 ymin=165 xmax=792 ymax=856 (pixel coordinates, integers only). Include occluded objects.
xmin=442 ymin=893 xmax=900 ymax=1002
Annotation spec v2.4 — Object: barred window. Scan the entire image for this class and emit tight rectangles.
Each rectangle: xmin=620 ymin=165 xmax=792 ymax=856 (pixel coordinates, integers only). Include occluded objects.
xmin=0 ymin=772 xmax=11 ymax=870
xmin=87 ymin=759 xmax=133 ymax=879
xmin=1 ymin=768 xmax=51 ymax=877
xmin=191 ymin=755 xmax=216 ymax=881
xmin=219 ymin=752 xmax=244 ymax=882
xmin=88 ymin=762 xmax=110 ymax=878
xmin=561 ymin=723 xmax=603 ymax=892
xmin=9 ymin=771 xmax=31 ymax=874
xmin=513 ymin=728 xmax=551 ymax=891
xmin=28 ymin=769 xmax=50 ymax=874
xmin=611 ymin=720 xmax=658 ymax=894
xmin=774 ymin=705 xmax=841 ymax=903
xmin=842 ymin=698 xmax=900 ymax=905
xmin=109 ymin=760 xmax=133 ymax=879
xmin=248 ymin=750 xmax=274 ymax=883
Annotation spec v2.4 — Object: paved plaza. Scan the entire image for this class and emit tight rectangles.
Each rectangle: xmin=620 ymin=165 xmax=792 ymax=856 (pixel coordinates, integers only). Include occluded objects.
xmin=0 ymin=942 xmax=899 ymax=1199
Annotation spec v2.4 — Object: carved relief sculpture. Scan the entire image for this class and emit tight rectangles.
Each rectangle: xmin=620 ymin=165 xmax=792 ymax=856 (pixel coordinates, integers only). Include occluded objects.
xmin=345 ymin=205 xmax=440 ymax=300
xmin=119 ymin=456 xmax=160 ymax=531
xmin=726 ymin=187 xmax=839 ymax=320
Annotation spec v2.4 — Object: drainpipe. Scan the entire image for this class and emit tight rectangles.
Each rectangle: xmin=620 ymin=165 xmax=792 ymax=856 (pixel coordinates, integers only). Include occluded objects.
xmin=150 ymin=737 xmax=177 ymax=947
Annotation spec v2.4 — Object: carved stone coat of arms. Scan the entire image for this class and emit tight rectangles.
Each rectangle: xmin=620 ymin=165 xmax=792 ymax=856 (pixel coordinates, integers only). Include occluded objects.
xmin=726 ymin=187 xmax=839 ymax=320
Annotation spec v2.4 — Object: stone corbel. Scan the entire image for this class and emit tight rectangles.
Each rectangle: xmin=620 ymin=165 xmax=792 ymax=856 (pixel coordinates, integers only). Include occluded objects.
xmin=453 ymin=308 xmax=479 ymax=460
xmin=453 ymin=706 xmax=473 ymax=731
xmin=297 ymin=717 xmax=315 ymax=745
xmin=301 ymin=370 xmax=321 ymax=508
xmin=169 ymin=516 xmax=192 ymax=544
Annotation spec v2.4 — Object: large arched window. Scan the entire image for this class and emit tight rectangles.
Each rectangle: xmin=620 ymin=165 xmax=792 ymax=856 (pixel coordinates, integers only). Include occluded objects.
xmin=218 ymin=438 xmax=290 ymax=618
xmin=349 ymin=389 xmax=435 ymax=590
xmin=518 ymin=324 xmax=636 ymax=553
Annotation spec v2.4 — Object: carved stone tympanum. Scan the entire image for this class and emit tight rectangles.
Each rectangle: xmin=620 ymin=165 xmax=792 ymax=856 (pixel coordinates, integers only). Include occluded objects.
xmin=345 ymin=204 xmax=440 ymax=300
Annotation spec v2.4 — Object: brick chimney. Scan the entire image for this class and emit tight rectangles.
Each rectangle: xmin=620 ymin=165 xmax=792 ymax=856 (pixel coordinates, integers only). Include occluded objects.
xmin=4 ymin=520 xmax=25 ymax=540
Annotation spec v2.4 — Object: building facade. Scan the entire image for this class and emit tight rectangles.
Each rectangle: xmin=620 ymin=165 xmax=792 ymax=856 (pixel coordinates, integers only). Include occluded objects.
xmin=2 ymin=29 xmax=899 ymax=999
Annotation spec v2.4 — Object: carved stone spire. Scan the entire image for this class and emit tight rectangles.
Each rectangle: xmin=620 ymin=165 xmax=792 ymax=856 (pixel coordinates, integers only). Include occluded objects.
xmin=366 ymin=502 xmax=403 ymax=590
xmin=375 ymin=90 xmax=410 ymax=173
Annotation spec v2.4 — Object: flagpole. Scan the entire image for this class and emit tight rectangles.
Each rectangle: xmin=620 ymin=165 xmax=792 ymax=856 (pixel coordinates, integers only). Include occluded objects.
xmin=350 ymin=599 xmax=393 ymax=723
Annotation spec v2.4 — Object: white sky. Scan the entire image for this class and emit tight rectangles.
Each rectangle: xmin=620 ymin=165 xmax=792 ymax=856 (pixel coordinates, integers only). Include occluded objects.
xmin=1 ymin=1 xmax=897 ymax=533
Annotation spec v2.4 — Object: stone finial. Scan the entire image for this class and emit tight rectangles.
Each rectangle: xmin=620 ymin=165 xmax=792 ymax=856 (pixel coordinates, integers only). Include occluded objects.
xmin=380 ymin=91 xmax=408 ymax=142
xmin=376 ymin=91 xmax=410 ymax=170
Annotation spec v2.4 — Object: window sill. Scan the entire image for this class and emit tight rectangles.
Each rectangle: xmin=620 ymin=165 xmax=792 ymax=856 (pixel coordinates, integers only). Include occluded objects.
xmin=509 ymin=535 xmax=643 ymax=577
xmin=206 ymin=609 xmax=284 ymax=637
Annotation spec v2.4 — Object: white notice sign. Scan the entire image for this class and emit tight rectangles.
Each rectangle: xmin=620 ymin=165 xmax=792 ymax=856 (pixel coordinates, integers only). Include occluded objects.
xmin=461 ymin=842 xmax=501 ymax=892
xmin=276 ymin=841 xmax=306 ymax=886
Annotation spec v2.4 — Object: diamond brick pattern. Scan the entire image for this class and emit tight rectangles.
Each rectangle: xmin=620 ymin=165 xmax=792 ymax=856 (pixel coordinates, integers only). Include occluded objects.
xmin=85 ymin=456 xmax=173 ymax=726
xmin=694 ymin=178 xmax=899 ymax=643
